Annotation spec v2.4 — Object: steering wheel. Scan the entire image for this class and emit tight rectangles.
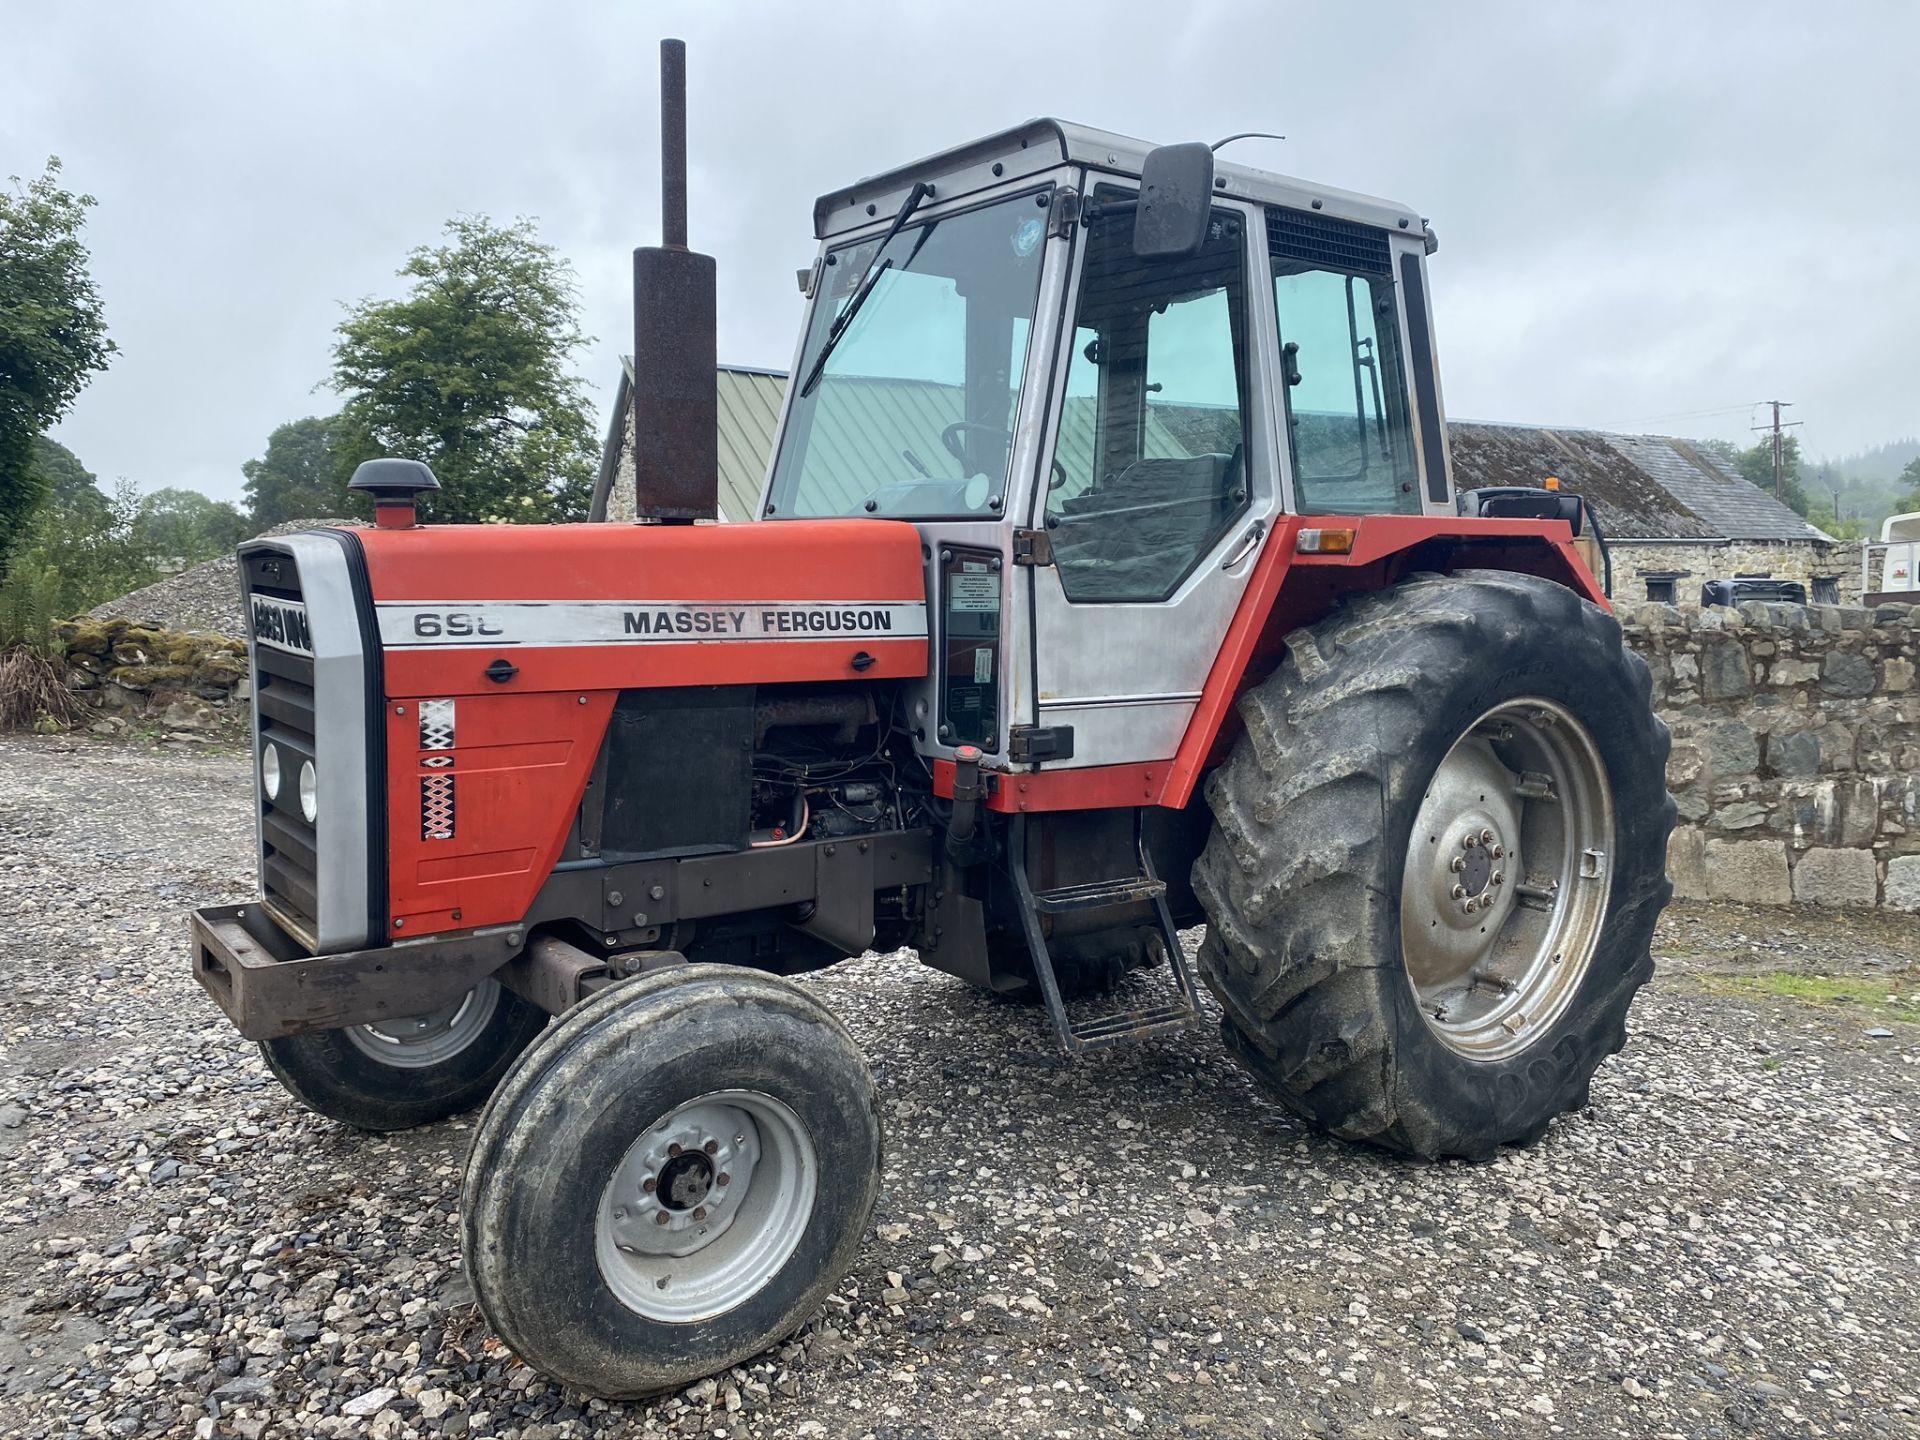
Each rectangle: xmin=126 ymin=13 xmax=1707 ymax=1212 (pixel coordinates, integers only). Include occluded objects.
xmin=941 ymin=421 xmax=1010 ymax=467
xmin=944 ymin=421 xmax=1071 ymax=492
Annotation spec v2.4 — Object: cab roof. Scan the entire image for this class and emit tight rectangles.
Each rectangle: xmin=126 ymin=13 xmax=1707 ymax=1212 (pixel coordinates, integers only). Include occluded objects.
xmin=813 ymin=117 xmax=1428 ymax=246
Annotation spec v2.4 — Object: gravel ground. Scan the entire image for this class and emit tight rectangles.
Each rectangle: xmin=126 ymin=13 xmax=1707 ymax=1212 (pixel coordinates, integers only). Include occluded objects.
xmin=1 ymin=734 xmax=1916 ymax=1440
xmin=90 ymin=522 xmax=361 ymax=636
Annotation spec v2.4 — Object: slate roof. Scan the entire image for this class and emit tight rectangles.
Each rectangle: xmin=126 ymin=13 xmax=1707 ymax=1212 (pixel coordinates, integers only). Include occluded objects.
xmin=1449 ymin=421 xmax=1830 ymax=544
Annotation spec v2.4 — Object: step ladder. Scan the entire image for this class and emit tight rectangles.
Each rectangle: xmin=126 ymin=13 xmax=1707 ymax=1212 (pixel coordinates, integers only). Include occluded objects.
xmin=1007 ymin=812 xmax=1203 ymax=1053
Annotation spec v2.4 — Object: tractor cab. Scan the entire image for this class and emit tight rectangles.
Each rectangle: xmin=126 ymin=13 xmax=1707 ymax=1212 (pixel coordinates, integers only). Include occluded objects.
xmin=761 ymin=120 xmax=1454 ymax=772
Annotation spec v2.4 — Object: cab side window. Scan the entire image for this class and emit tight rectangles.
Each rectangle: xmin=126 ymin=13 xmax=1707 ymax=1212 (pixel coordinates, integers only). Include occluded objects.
xmin=1269 ymin=208 xmax=1418 ymax=515
xmin=1047 ymin=198 xmax=1250 ymax=602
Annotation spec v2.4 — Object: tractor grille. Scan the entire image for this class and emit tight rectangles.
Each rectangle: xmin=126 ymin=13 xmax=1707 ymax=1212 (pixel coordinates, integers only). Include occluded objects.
xmin=247 ymin=557 xmax=321 ymax=946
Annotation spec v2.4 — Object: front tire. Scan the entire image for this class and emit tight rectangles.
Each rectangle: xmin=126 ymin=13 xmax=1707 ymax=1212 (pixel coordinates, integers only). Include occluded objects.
xmin=1193 ymin=571 xmax=1674 ymax=1160
xmin=260 ymin=978 xmax=547 ymax=1132
xmin=461 ymin=966 xmax=881 ymax=1399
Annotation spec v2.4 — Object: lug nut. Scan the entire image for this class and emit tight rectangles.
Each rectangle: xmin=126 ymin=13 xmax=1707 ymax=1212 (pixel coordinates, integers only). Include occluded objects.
xmin=1463 ymin=834 xmax=1478 ymax=848
xmin=668 ymin=1143 xmax=683 ymax=1158
xmin=716 ymin=1172 xmax=730 ymax=1186
xmin=692 ymin=1207 xmax=707 ymax=1221
xmin=655 ymin=1211 xmax=670 ymax=1226
xmin=1491 ymin=844 xmax=1505 ymax=858
xmin=704 ymin=1140 xmax=719 ymax=1156
xmin=1491 ymin=870 xmax=1504 ymax=886
xmin=1451 ymin=884 xmax=1467 ymax=899
xmin=1449 ymin=856 xmax=1466 ymax=873
xmin=1480 ymin=828 xmax=1495 ymax=844
xmin=643 ymin=1178 xmax=657 ymax=1194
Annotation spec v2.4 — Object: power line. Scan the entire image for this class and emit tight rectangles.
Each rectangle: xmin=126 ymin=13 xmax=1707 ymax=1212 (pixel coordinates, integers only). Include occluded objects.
xmin=1601 ymin=402 xmax=1758 ymax=430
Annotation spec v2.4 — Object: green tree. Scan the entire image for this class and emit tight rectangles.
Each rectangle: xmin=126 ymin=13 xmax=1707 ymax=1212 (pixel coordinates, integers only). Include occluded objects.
xmin=242 ymin=415 xmax=355 ymax=527
xmin=1731 ymin=435 xmax=1809 ymax=517
xmin=30 ymin=435 xmax=99 ymax=507
xmin=0 ymin=159 xmax=116 ymax=566
xmin=1896 ymin=456 xmax=1920 ymax=516
xmin=133 ymin=486 xmax=249 ymax=566
xmin=329 ymin=215 xmax=596 ymax=524
xmin=1 ymin=477 xmax=158 ymax=624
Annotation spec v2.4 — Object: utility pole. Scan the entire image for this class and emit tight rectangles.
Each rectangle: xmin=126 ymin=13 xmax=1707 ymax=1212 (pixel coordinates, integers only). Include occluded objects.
xmin=1753 ymin=401 xmax=1801 ymax=501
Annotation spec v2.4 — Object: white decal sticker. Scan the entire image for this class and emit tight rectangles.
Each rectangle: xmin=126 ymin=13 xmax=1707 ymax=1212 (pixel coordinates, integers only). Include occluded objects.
xmin=375 ymin=600 xmax=929 ymax=650
xmin=972 ymin=647 xmax=993 ymax=685
xmin=948 ymin=575 xmax=999 ymax=613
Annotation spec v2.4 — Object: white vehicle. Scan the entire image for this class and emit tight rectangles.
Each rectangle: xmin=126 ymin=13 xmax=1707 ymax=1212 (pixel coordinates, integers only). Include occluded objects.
xmin=1876 ymin=512 xmax=1920 ymax=599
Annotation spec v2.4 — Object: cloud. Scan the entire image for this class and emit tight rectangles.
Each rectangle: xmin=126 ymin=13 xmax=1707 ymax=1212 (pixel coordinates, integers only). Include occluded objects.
xmin=10 ymin=1 xmax=1914 ymax=501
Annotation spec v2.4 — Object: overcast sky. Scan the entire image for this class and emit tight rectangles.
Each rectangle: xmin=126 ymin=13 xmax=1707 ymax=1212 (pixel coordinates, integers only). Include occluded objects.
xmin=9 ymin=2 xmax=1916 ymax=504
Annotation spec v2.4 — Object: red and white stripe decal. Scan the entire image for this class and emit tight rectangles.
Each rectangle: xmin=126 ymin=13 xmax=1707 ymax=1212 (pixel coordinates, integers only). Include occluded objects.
xmin=376 ymin=599 xmax=929 ymax=650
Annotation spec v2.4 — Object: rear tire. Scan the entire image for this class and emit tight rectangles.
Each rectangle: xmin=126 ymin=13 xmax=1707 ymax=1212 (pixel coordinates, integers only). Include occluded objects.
xmin=1192 ymin=571 xmax=1673 ymax=1160
xmin=260 ymin=978 xmax=547 ymax=1132
xmin=461 ymin=966 xmax=881 ymax=1399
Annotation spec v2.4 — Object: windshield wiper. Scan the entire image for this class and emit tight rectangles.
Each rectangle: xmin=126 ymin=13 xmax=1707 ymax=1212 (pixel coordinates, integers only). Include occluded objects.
xmin=798 ymin=180 xmax=932 ymax=398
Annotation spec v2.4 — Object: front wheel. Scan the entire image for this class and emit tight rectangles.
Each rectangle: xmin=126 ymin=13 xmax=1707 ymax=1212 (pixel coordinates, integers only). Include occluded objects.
xmin=260 ymin=978 xmax=547 ymax=1132
xmin=461 ymin=966 xmax=881 ymax=1399
xmin=1193 ymin=570 xmax=1674 ymax=1160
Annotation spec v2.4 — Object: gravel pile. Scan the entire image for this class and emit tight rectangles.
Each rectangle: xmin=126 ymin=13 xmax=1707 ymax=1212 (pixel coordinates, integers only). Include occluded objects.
xmin=90 ymin=522 xmax=361 ymax=637
xmin=1 ymin=735 xmax=1916 ymax=1440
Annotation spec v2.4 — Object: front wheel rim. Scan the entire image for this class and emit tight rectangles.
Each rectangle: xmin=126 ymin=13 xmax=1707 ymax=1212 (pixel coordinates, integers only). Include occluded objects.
xmin=595 ymin=1089 xmax=818 ymax=1323
xmin=1399 ymin=698 xmax=1614 ymax=1062
xmin=343 ymin=979 xmax=501 ymax=1069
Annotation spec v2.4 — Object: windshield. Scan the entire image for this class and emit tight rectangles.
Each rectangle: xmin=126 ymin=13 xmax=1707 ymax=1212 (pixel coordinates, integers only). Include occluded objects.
xmin=766 ymin=188 xmax=1051 ymax=519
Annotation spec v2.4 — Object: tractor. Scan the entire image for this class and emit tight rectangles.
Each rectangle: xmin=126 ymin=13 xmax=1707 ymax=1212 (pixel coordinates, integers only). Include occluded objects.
xmin=188 ymin=42 xmax=1673 ymax=1399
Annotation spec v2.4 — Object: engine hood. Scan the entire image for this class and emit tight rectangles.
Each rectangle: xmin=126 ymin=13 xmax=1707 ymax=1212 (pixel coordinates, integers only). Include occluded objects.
xmin=349 ymin=519 xmax=929 ymax=698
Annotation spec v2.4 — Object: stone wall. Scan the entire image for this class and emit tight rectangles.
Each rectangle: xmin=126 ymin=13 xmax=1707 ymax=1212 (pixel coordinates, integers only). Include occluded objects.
xmin=56 ymin=618 xmax=250 ymax=737
xmin=1618 ymin=600 xmax=1919 ymax=910
xmin=1612 ymin=538 xmax=1860 ymax=607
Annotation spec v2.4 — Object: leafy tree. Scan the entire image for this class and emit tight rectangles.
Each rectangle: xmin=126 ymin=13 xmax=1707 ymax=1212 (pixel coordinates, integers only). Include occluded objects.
xmin=1731 ymin=435 xmax=1809 ymax=517
xmin=30 ymin=435 xmax=99 ymax=507
xmin=0 ymin=159 xmax=116 ymax=566
xmin=329 ymin=216 xmax=597 ymax=524
xmin=133 ymin=487 xmax=249 ymax=566
xmin=0 ymin=477 xmax=158 ymax=624
xmin=242 ymin=415 xmax=357 ymax=527
xmin=1896 ymin=456 xmax=1920 ymax=516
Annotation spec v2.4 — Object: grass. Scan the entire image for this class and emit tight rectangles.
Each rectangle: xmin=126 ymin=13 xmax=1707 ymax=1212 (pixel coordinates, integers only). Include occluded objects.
xmin=1695 ymin=971 xmax=1920 ymax=1027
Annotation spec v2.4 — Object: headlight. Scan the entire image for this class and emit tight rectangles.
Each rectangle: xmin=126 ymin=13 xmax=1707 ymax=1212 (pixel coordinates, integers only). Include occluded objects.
xmin=299 ymin=760 xmax=318 ymax=824
xmin=261 ymin=744 xmax=282 ymax=800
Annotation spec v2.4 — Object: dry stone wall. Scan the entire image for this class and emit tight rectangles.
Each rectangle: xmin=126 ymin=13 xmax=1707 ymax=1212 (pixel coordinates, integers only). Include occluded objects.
xmin=56 ymin=618 xmax=250 ymax=737
xmin=1617 ymin=599 xmax=1919 ymax=910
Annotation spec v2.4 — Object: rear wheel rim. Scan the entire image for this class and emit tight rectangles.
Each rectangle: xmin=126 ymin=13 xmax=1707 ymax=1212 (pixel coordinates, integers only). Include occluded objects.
xmin=343 ymin=979 xmax=500 ymax=1069
xmin=1399 ymin=698 xmax=1614 ymax=1062
xmin=595 ymin=1089 xmax=818 ymax=1323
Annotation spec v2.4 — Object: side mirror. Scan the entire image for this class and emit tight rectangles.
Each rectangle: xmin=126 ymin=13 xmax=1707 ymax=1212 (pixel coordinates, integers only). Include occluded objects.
xmin=1134 ymin=142 xmax=1215 ymax=259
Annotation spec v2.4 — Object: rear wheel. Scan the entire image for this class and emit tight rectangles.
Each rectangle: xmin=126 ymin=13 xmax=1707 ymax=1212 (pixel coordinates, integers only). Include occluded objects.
xmin=260 ymin=978 xmax=547 ymax=1132
xmin=462 ymin=966 xmax=881 ymax=1399
xmin=1193 ymin=571 xmax=1673 ymax=1159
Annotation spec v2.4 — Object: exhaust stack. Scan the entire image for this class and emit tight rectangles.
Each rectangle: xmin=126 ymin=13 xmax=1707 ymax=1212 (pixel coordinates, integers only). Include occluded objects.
xmin=631 ymin=38 xmax=718 ymax=522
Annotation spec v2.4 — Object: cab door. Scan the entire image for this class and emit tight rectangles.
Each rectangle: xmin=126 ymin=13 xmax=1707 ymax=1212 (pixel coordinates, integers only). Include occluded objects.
xmin=1020 ymin=194 xmax=1280 ymax=770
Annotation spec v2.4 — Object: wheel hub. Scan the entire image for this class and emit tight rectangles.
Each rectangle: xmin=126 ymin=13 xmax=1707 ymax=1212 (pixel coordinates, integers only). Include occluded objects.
xmin=594 ymin=1089 xmax=819 ymax=1324
xmin=343 ymin=980 xmax=500 ymax=1069
xmin=1399 ymin=698 xmax=1614 ymax=1062
xmin=602 ymin=1102 xmax=760 ymax=1259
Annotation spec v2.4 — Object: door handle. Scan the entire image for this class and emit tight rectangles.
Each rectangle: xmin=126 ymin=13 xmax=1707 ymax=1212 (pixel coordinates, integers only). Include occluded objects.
xmin=1221 ymin=521 xmax=1266 ymax=570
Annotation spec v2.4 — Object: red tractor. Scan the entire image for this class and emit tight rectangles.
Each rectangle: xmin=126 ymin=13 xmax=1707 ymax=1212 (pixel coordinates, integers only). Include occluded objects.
xmin=189 ymin=44 xmax=1672 ymax=1399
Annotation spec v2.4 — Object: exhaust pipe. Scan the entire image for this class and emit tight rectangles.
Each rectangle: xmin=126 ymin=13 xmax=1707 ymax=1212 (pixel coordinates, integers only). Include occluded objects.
xmin=631 ymin=38 xmax=719 ymax=523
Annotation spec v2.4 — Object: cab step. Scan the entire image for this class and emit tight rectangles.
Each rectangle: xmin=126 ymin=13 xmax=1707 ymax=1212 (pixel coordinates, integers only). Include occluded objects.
xmin=1008 ymin=813 xmax=1201 ymax=1054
